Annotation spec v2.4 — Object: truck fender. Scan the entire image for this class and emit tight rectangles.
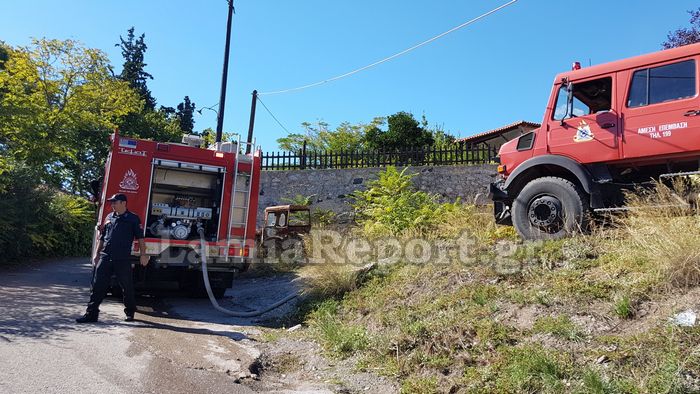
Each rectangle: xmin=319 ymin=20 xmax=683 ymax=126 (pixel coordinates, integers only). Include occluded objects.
xmin=503 ymin=155 xmax=602 ymax=208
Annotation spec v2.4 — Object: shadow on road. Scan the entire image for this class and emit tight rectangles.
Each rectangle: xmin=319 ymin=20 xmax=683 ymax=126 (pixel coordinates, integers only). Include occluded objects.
xmin=0 ymin=258 xmax=304 ymax=341
xmin=152 ymin=273 xmax=306 ymax=328
xmin=129 ymin=319 xmax=249 ymax=341
xmin=0 ymin=257 xmax=103 ymax=340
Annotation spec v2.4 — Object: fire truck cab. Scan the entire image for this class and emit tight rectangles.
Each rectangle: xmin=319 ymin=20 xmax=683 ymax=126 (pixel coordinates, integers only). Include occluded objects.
xmin=492 ymin=43 xmax=700 ymax=239
xmin=95 ymin=131 xmax=261 ymax=297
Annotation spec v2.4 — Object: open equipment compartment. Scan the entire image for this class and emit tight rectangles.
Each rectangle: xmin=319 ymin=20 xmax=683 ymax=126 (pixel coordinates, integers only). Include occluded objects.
xmin=146 ymin=160 xmax=225 ymax=242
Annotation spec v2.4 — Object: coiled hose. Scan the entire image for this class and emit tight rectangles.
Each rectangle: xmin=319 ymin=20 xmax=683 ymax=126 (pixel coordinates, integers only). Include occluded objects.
xmin=198 ymin=226 xmax=298 ymax=317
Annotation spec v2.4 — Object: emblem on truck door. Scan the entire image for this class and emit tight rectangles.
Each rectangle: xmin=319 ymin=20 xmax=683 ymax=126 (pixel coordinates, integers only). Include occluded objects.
xmin=573 ymin=120 xmax=594 ymax=142
xmin=119 ymin=169 xmax=140 ymax=191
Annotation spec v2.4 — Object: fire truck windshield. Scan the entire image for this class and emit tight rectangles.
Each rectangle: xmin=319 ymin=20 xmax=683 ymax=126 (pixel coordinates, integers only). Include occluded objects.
xmin=553 ymin=77 xmax=612 ymax=120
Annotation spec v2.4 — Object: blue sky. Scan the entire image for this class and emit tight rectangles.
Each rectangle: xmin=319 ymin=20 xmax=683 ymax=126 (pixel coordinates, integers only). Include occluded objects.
xmin=1 ymin=0 xmax=698 ymax=151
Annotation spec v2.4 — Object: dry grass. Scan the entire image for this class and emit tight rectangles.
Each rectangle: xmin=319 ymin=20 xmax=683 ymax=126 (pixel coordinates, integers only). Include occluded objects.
xmin=603 ymin=182 xmax=700 ymax=293
xmin=303 ymin=263 xmax=361 ymax=299
xmin=291 ymin=184 xmax=700 ymax=392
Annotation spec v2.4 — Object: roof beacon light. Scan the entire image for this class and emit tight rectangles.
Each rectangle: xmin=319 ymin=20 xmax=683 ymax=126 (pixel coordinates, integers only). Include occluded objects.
xmin=572 ymin=61 xmax=581 ymax=71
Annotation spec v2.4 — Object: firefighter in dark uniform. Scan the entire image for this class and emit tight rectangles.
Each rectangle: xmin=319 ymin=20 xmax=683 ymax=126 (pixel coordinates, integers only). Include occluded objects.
xmin=76 ymin=193 xmax=149 ymax=323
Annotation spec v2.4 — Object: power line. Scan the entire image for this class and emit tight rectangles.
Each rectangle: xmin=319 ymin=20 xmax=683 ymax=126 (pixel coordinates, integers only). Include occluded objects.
xmin=196 ymin=102 xmax=219 ymax=116
xmin=256 ymin=96 xmax=291 ymax=134
xmin=258 ymin=0 xmax=518 ymax=96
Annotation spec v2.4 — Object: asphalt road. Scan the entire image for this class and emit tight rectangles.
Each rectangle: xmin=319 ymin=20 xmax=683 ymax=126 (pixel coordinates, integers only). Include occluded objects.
xmin=0 ymin=258 xmax=319 ymax=394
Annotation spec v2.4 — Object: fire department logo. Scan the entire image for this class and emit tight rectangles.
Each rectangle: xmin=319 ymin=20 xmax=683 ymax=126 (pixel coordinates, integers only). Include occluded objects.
xmin=573 ymin=120 xmax=594 ymax=142
xmin=119 ymin=169 xmax=139 ymax=191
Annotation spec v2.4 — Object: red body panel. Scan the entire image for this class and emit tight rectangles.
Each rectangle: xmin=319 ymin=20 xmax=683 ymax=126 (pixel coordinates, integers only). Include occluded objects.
xmin=97 ymin=132 xmax=261 ymax=260
xmin=500 ymin=43 xmax=700 ymax=177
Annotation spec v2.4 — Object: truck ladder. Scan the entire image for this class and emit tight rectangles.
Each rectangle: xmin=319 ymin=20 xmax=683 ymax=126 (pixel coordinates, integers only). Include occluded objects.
xmin=225 ymin=135 xmax=256 ymax=261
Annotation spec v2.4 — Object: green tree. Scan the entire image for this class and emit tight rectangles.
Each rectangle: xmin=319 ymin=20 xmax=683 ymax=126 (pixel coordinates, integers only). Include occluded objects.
xmin=0 ymin=39 xmax=141 ymax=193
xmin=276 ymin=132 xmax=308 ymax=152
xmin=0 ymin=42 xmax=9 ymax=104
xmin=0 ymin=42 xmax=8 ymax=70
xmin=277 ymin=120 xmax=330 ymax=152
xmin=325 ymin=121 xmax=370 ymax=152
xmin=200 ymin=127 xmax=216 ymax=148
xmin=277 ymin=118 xmax=385 ymax=152
xmin=117 ymin=108 xmax=183 ymax=142
xmin=176 ymin=96 xmax=196 ymax=133
xmin=275 ymin=113 xmax=453 ymax=153
xmin=363 ymin=111 xmax=434 ymax=151
xmin=424 ymin=116 xmax=456 ymax=148
xmin=114 ymin=27 xmax=183 ymax=144
xmin=117 ymin=27 xmax=156 ymax=109
xmin=663 ymin=8 xmax=700 ymax=48
xmin=199 ymin=127 xmax=235 ymax=148
xmin=0 ymin=159 xmax=94 ymax=264
xmin=322 ymin=117 xmax=386 ymax=152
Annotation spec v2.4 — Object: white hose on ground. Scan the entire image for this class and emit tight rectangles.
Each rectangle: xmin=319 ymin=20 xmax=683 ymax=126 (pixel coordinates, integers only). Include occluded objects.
xmin=198 ymin=227 xmax=298 ymax=317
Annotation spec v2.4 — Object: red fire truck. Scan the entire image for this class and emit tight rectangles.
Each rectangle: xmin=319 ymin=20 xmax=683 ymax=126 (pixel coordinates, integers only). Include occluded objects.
xmin=491 ymin=43 xmax=700 ymax=240
xmin=93 ymin=130 xmax=261 ymax=297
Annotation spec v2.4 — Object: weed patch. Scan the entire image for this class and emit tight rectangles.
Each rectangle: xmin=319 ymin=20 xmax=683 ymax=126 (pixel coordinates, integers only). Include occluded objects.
xmin=308 ymin=300 xmax=369 ymax=357
xmin=533 ymin=315 xmax=585 ymax=341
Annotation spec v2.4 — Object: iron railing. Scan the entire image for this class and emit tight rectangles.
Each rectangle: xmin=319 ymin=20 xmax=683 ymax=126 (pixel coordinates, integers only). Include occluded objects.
xmin=261 ymin=144 xmax=498 ymax=171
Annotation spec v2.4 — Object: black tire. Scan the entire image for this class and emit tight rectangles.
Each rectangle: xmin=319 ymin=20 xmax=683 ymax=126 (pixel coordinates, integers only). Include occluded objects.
xmin=187 ymin=282 xmax=227 ymax=299
xmin=512 ymin=176 xmax=588 ymax=240
xmin=211 ymin=287 xmax=227 ymax=299
xmin=185 ymin=272 xmax=230 ymax=299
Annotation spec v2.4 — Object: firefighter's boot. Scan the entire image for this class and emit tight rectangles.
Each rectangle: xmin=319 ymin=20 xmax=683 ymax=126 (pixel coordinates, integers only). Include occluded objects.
xmin=76 ymin=312 xmax=98 ymax=323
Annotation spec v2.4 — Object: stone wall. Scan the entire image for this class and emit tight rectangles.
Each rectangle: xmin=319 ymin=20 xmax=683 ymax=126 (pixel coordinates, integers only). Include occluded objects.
xmin=257 ymin=164 xmax=497 ymax=224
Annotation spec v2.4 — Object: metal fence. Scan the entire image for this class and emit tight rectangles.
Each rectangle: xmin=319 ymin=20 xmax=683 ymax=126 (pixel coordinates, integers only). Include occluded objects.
xmin=261 ymin=144 xmax=498 ymax=171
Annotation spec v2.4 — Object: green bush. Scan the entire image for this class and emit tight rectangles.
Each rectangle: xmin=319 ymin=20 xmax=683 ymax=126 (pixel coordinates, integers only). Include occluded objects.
xmin=351 ymin=166 xmax=457 ymax=236
xmin=281 ymin=194 xmax=313 ymax=206
xmin=613 ymin=295 xmax=635 ymax=319
xmin=311 ymin=209 xmax=336 ymax=226
xmin=0 ymin=161 xmax=95 ymax=264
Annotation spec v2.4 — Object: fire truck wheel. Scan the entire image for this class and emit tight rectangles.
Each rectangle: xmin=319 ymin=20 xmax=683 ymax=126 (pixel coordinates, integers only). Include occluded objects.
xmin=185 ymin=273 xmax=229 ymax=299
xmin=188 ymin=284 xmax=227 ymax=299
xmin=512 ymin=176 xmax=588 ymax=240
xmin=211 ymin=287 xmax=227 ymax=299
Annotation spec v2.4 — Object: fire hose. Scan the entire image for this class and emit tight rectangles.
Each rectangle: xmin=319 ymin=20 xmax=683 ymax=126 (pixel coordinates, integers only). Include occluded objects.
xmin=197 ymin=226 xmax=298 ymax=317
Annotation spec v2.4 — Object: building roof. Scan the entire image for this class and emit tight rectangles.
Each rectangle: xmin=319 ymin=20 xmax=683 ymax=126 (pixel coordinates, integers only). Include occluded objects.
xmin=456 ymin=120 xmax=540 ymax=144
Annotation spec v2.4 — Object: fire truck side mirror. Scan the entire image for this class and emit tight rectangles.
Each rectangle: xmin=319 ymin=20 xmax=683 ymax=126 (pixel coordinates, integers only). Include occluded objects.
xmin=560 ymin=82 xmax=574 ymax=126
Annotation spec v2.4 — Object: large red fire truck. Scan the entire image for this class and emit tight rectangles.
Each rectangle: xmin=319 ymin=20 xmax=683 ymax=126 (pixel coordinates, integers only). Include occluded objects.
xmin=93 ymin=130 xmax=260 ymax=297
xmin=491 ymin=43 xmax=700 ymax=240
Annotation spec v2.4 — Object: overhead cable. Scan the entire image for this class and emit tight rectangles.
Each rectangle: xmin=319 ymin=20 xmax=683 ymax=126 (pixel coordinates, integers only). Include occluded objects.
xmin=256 ymin=96 xmax=292 ymax=134
xmin=258 ymin=0 xmax=518 ymax=96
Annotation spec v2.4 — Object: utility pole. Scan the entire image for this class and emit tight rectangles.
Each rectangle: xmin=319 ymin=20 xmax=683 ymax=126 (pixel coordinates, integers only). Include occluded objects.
xmin=246 ymin=90 xmax=257 ymax=154
xmin=216 ymin=0 xmax=234 ymax=143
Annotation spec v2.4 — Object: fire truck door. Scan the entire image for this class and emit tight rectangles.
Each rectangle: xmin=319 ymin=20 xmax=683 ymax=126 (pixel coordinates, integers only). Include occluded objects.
xmin=547 ymin=76 xmax=619 ymax=164
xmin=620 ymin=58 xmax=700 ymax=160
